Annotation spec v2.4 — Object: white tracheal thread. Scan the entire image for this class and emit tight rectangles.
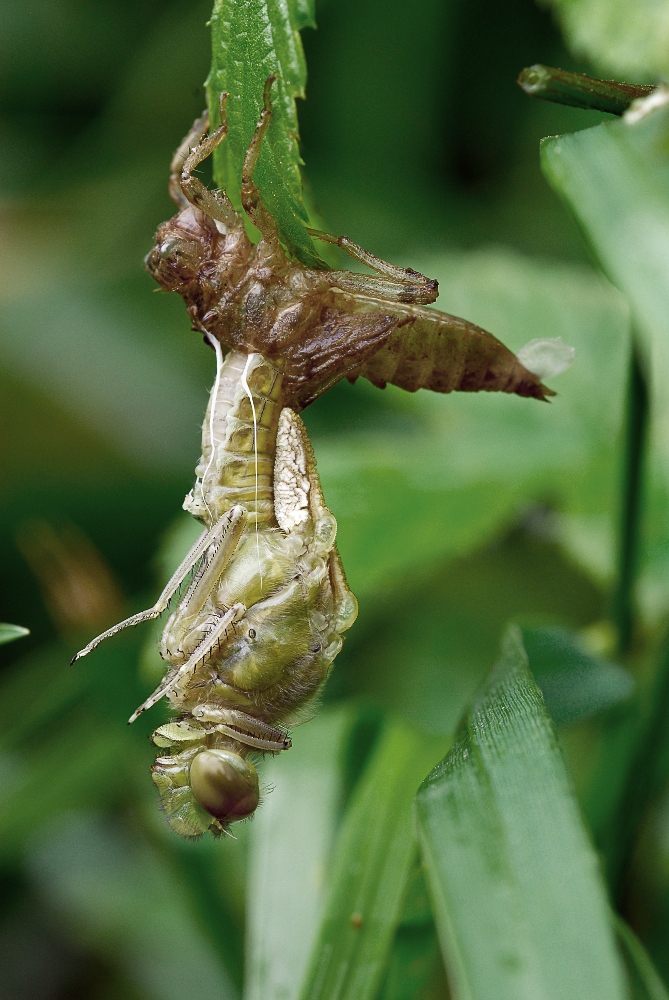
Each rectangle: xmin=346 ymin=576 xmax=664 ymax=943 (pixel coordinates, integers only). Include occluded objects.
xmin=240 ymin=353 xmax=263 ymax=589
xmin=202 ymin=333 xmax=224 ymax=527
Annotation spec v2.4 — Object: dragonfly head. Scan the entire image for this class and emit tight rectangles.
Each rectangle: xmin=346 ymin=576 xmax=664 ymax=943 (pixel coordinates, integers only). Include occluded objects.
xmin=145 ymin=214 xmax=208 ymax=294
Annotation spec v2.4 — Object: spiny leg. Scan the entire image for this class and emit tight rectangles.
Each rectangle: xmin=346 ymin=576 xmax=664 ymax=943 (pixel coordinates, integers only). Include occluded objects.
xmin=191 ymin=704 xmax=292 ymax=752
xmin=71 ymin=505 xmax=246 ymax=664
xmin=169 ymin=110 xmax=210 ymax=209
xmin=179 ymin=93 xmax=240 ymax=228
xmin=129 ymin=602 xmax=246 ymax=723
xmin=308 ymin=228 xmax=439 ymax=304
xmin=167 ymin=504 xmax=248 ymax=631
xmin=240 ymin=75 xmax=282 ymax=243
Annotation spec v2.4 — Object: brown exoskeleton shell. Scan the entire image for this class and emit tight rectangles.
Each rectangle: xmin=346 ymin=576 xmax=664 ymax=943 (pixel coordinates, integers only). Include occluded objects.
xmin=145 ymin=80 xmax=551 ymax=410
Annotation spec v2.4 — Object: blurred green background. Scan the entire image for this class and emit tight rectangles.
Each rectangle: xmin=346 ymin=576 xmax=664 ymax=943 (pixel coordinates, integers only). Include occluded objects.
xmin=1 ymin=0 xmax=664 ymax=996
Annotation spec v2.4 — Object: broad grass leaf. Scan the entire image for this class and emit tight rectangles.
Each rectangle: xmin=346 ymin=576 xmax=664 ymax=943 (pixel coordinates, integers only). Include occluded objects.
xmin=244 ymin=706 xmax=357 ymax=1000
xmin=296 ymin=718 xmax=447 ymax=1000
xmin=207 ymin=0 xmax=324 ymax=266
xmin=415 ymin=626 xmax=626 ymax=1000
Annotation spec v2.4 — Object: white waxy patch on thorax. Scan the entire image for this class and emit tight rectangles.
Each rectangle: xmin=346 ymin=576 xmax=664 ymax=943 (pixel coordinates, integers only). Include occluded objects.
xmin=274 ymin=409 xmax=311 ymax=532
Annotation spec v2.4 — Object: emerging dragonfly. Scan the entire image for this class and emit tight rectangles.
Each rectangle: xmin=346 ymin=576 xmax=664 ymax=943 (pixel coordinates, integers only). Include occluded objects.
xmin=73 ymin=78 xmax=551 ymax=838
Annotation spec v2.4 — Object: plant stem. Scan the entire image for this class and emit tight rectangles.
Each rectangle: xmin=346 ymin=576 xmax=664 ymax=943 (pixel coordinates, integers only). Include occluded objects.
xmin=517 ymin=65 xmax=655 ymax=115
xmin=610 ymin=632 xmax=669 ymax=903
xmin=598 ymin=343 xmax=656 ymax=899
xmin=612 ymin=343 xmax=648 ymax=656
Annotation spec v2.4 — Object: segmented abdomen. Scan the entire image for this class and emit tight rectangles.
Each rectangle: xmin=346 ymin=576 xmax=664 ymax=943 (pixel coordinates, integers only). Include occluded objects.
xmin=184 ymin=350 xmax=284 ymax=527
xmin=352 ymin=308 xmax=553 ymax=400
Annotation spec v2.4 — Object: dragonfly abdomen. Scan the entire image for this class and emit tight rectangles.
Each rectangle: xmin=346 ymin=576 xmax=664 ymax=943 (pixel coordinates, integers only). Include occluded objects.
xmin=185 ymin=349 xmax=285 ymax=527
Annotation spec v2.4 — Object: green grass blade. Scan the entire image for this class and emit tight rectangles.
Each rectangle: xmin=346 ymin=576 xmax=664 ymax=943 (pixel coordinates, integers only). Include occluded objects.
xmin=416 ymin=625 xmax=626 ymax=1000
xmin=297 ymin=718 xmax=447 ymax=1000
xmin=207 ymin=0 xmax=325 ymax=267
xmin=616 ymin=915 xmax=669 ymax=1000
xmin=376 ymin=865 xmax=441 ymax=1000
xmin=0 ymin=622 xmax=29 ymax=645
xmin=244 ymin=706 xmax=356 ymax=1000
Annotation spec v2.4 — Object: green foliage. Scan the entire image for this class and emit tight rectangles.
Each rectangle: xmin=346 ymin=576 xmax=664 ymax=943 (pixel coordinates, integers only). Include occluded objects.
xmin=28 ymin=813 xmax=239 ymax=1000
xmin=244 ymin=707 xmax=355 ymax=1000
xmin=4 ymin=0 xmax=669 ymax=998
xmin=297 ymin=720 xmax=447 ymax=1000
xmin=416 ymin=627 xmax=626 ymax=1000
xmin=541 ymin=104 xmax=669 ymax=611
xmin=313 ymin=250 xmax=629 ymax=602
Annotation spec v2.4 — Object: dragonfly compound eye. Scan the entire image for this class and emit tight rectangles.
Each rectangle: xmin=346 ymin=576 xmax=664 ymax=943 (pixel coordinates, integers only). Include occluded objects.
xmin=189 ymin=749 xmax=259 ymax=824
xmin=145 ymin=235 xmax=204 ymax=290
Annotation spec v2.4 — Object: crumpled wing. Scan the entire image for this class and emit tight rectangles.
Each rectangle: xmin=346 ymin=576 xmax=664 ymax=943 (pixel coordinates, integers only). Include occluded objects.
xmin=345 ymin=298 xmax=554 ymax=401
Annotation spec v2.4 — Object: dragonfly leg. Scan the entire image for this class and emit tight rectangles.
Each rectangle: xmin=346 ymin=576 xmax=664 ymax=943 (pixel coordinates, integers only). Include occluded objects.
xmin=191 ymin=704 xmax=292 ymax=752
xmin=129 ymin=602 xmax=246 ymax=723
xmin=160 ymin=506 xmax=248 ymax=664
xmin=170 ymin=94 xmax=240 ymax=228
xmin=169 ymin=109 xmax=210 ymax=209
xmin=240 ymin=76 xmax=282 ymax=243
xmin=71 ymin=506 xmax=246 ymax=664
xmin=307 ymin=228 xmax=439 ymax=304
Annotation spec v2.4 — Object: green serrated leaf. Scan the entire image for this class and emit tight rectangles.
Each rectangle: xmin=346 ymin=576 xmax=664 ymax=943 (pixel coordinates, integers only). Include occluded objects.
xmin=415 ymin=625 xmax=627 ymax=1000
xmin=0 ymin=623 xmax=29 ymax=646
xmin=207 ymin=0 xmax=325 ymax=267
xmin=296 ymin=718 xmax=447 ymax=1000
